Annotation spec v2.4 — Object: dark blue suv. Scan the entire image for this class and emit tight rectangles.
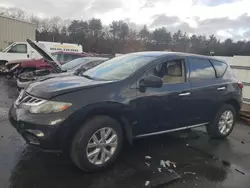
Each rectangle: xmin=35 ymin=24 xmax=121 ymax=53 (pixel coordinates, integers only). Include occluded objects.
xmin=9 ymin=41 xmax=243 ymax=172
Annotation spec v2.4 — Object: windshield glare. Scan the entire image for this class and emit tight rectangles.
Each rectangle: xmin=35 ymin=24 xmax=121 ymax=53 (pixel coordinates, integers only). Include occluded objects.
xmin=62 ymin=58 xmax=88 ymax=70
xmin=83 ymin=54 xmax=155 ymax=81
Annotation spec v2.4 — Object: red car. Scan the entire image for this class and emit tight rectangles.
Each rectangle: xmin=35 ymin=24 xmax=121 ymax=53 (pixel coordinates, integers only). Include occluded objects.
xmin=5 ymin=51 xmax=90 ymax=78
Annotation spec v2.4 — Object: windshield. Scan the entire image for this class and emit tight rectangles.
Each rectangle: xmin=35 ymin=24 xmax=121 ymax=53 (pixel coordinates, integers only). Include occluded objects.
xmin=62 ymin=58 xmax=88 ymax=70
xmin=83 ymin=54 xmax=155 ymax=81
xmin=2 ymin=43 xmax=14 ymax=52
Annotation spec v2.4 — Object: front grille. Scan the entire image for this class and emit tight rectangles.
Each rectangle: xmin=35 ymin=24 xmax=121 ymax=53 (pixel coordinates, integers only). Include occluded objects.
xmin=15 ymin=91 xmax=46 ymax=106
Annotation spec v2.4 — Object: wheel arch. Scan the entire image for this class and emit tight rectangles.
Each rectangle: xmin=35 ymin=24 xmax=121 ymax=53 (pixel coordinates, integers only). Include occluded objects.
xmin=224 ymin=98 xmax=241 ymax=114
xmin=64 ymin=102 xmax=134 ymax=149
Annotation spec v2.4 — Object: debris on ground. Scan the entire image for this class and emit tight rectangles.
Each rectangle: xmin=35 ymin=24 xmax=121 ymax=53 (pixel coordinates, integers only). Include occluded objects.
xmin=145 ymin=162 xmax=150 ymax=167
xmin=160 ymin=160 xmax=177 ymax=168
xmin=167 ymin=169 xmax=174 ymax=173
xmin=167 ymin=169 xmax=181 ymax=178
xmin=186 ymin=144 xmax=190 ymax=147
xmin=235 ymin=168 xmax=245 ymax=175
xmin=145 ymin=181 xmax=150 ymax=186
xmin=166 ymin=160 xmax=171 ymax=167
xmin=184 ymin=172 xmax=196 ymax=175
xmin=167 ymin=160 xmax=176 ymax=168
xmin=145 ymin=156 xmax=152 ymax=159
xmin=241 ymin=141 xmax=245 ymax=144
xmin=160 ymin=160 xmax=167 ymax=168
xmin=159 ymin=160 xmax=181 ymax=178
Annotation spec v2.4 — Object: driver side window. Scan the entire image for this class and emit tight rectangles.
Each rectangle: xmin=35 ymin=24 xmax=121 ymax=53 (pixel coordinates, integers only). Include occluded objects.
xmin=146 ymin=59 xmax=185 ymax=84
xmin=8 ymin=44 xmax=27 ymax=53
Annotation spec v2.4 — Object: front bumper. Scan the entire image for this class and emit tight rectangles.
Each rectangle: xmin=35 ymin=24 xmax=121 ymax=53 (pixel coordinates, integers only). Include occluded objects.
xmin=8 ymin=104 xmax=70 ymax=151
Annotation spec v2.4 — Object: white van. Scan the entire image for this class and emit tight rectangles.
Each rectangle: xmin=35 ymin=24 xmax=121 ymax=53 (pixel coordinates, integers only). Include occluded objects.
xmin=0 ymin=41 xmax=83 ymax=64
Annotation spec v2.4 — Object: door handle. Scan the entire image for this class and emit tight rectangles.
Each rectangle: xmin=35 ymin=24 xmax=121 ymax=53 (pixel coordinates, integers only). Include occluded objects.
xmin=217 ymin=87 xmax=226 ymax=91
xmin=179 ymin=92 xmax=191 ymax=96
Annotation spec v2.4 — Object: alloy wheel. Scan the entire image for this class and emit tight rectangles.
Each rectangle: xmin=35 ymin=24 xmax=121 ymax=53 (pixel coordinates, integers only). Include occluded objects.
xmin=218 ymin=110 xmax=234 ymax=135
xmin=86 ymin=127 xmax=118 ymax=165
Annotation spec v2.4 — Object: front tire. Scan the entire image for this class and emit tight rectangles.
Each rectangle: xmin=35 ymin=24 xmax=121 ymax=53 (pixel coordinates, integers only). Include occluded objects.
xmin=0 ymin=61 xmax=8 ymax=73
xmin=206 ymin=104 xmax=236 ymax=138
xmin=71 ymin=116 xmax=123 ymax=172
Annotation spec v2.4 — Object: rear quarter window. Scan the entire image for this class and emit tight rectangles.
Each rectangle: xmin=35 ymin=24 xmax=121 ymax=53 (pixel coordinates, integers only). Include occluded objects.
xmin=210 ymin=60 xmax=227 ymax=77
xmin=188 ymin=58 xmax=216 ymax=81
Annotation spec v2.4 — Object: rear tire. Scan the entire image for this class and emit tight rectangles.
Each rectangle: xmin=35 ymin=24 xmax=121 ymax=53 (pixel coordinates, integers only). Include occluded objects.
xmin=71 ymin=115 xmax=123 ymax=172
xmin=206 ymin=104 xmax=236 ymax=138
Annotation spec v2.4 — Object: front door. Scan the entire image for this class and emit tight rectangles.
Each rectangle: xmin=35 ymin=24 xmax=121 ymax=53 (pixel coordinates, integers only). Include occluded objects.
xmin=6 ymin=43 xmax=29 ymax=60
xmin=134 ymin=58 xmax=192 ymax=136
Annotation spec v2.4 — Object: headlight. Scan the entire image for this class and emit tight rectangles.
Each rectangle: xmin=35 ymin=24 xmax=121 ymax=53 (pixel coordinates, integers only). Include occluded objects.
xmin=29 ymin=101 xmax=72 ymax=114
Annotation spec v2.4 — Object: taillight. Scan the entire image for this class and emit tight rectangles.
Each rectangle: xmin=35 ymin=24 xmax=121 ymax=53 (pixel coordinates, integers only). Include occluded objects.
xmin=238 ymin=82 xmax=244 ymax=89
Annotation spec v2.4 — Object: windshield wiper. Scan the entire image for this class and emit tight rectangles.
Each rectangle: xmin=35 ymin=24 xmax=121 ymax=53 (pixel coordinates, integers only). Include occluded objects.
xmin=81 ymin=74 xmax=109 ymax=81
xmin=81 ymin=74 xmax=95 ymax=80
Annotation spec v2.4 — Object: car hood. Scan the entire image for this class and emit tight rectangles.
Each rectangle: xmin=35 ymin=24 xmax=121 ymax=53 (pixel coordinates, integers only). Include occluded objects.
xmin=26 ymin=76 xmax=113 ymax=99
xmin=26 ymin=39 xmax=62 ymax=73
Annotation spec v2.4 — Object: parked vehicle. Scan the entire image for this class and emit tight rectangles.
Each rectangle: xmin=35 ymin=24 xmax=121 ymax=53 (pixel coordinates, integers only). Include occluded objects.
xmin=0 ymin=41 xmax=84 ymax=73
xmin=9 ymin=40 xmax=243 ymax=172
xmin=0 ymin=41 xmax=83 ymax=61
xmin=17 ymin=57 xmax=108 ymax=89
xmin=4 ymin=51 xmax=90 ymax=79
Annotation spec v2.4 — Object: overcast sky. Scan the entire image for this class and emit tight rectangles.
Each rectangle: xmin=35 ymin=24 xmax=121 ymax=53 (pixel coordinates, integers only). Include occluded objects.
xmin=1 ymin=0 xmax=250 ymax=40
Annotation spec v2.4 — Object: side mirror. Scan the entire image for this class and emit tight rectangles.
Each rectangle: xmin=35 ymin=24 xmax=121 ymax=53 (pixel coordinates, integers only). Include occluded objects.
xmin=139 ymin=75 xmax=163 ymax=88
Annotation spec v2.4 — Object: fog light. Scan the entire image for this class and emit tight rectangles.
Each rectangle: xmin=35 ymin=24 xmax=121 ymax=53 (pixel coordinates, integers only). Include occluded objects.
xmin=23 ymin=133 xmax=40 ymax=145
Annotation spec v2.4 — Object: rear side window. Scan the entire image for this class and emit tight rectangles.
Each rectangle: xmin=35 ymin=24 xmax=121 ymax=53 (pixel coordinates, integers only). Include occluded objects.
xmin=210 ymin=60 xmax=227 ymax=77
xmin=189 ymin=58 xmax=216 ymax=81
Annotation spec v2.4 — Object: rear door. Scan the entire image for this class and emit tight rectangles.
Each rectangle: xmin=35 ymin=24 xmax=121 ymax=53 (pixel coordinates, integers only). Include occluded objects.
xmin=210 ymin=59 xmax=233 ymax=111
xmin=134 ymin=57 xmax=192 ymax=135
xmin=187 ymin=57 xmax=220 ymax=124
